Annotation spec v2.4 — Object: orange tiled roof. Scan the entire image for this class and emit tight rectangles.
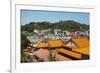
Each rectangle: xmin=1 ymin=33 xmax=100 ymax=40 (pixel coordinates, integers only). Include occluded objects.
xmin=72 ymin=47 xmax=89 ymax=55
xmin=48 ymin=40 xmax=64 ymax=48
xmin=57 ymin=48 xmax=82 ymax=59
xmin=36 ymin=42 xmax=48 ymax=48
xmin=68 ymin=37 xmax=89 ymax=48
xmin=33 ymin=40 xmax=65 ymax=48
xmin=32 ymin=43 xmax=39 ymax=47
xmin=63 ymin=45 xmax=77 ymax=50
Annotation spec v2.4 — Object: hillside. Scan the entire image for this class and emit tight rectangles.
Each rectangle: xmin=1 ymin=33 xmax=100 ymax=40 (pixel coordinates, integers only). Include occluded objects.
xmin=21 ymin=20 xmax=89 ymax=32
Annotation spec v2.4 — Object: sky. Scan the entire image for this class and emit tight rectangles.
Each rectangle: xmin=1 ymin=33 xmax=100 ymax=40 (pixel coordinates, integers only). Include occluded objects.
xmin=21 ymin=10 xmax=90 ymax=25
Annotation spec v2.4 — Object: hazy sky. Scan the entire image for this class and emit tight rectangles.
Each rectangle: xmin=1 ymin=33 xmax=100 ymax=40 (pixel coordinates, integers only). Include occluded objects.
xmin=21 ymin=10 xmax=90 ymax=25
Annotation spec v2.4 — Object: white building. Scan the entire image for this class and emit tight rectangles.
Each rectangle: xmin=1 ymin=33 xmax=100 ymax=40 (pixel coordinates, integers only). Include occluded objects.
xmin=54 ymin=29 xmax=62 ymax=35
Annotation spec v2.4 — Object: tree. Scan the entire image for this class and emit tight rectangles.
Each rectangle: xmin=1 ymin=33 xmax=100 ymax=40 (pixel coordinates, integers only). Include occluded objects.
xmin=21 ymin=33 xmax=30 ymax=62
xmin=21 ymin=33 xmax=30 ymax=49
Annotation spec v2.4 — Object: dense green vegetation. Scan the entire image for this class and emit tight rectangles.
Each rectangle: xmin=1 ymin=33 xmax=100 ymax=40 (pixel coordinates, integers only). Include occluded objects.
xmin=21 ymin=33 xmax=30 ymax=62
xmin=21 ymin=20 xmax=89 ymax=33
xmin=21 ymin=33 xmax=30 ymax=49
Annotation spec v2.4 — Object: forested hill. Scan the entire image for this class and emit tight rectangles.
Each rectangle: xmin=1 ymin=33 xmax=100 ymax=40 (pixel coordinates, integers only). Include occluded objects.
xmin=21 ymin=20 xmax=89 ymax=32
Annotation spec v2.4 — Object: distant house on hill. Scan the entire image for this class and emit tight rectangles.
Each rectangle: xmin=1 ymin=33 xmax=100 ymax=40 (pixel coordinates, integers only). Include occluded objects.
xmin=63 ymin=31 xmax=70 ymax=35
xmin=54 ymin=29 xmax=62 ymax=35
xmin=71 ymin=31 xmax=87 ymax=37
xmin=85 ymin=30 xmax=89 ymax=36
xmin=75 ymin=31 xmax=81 ymax=36
xmin=34 ymin=29 xmax=39 ymax=33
